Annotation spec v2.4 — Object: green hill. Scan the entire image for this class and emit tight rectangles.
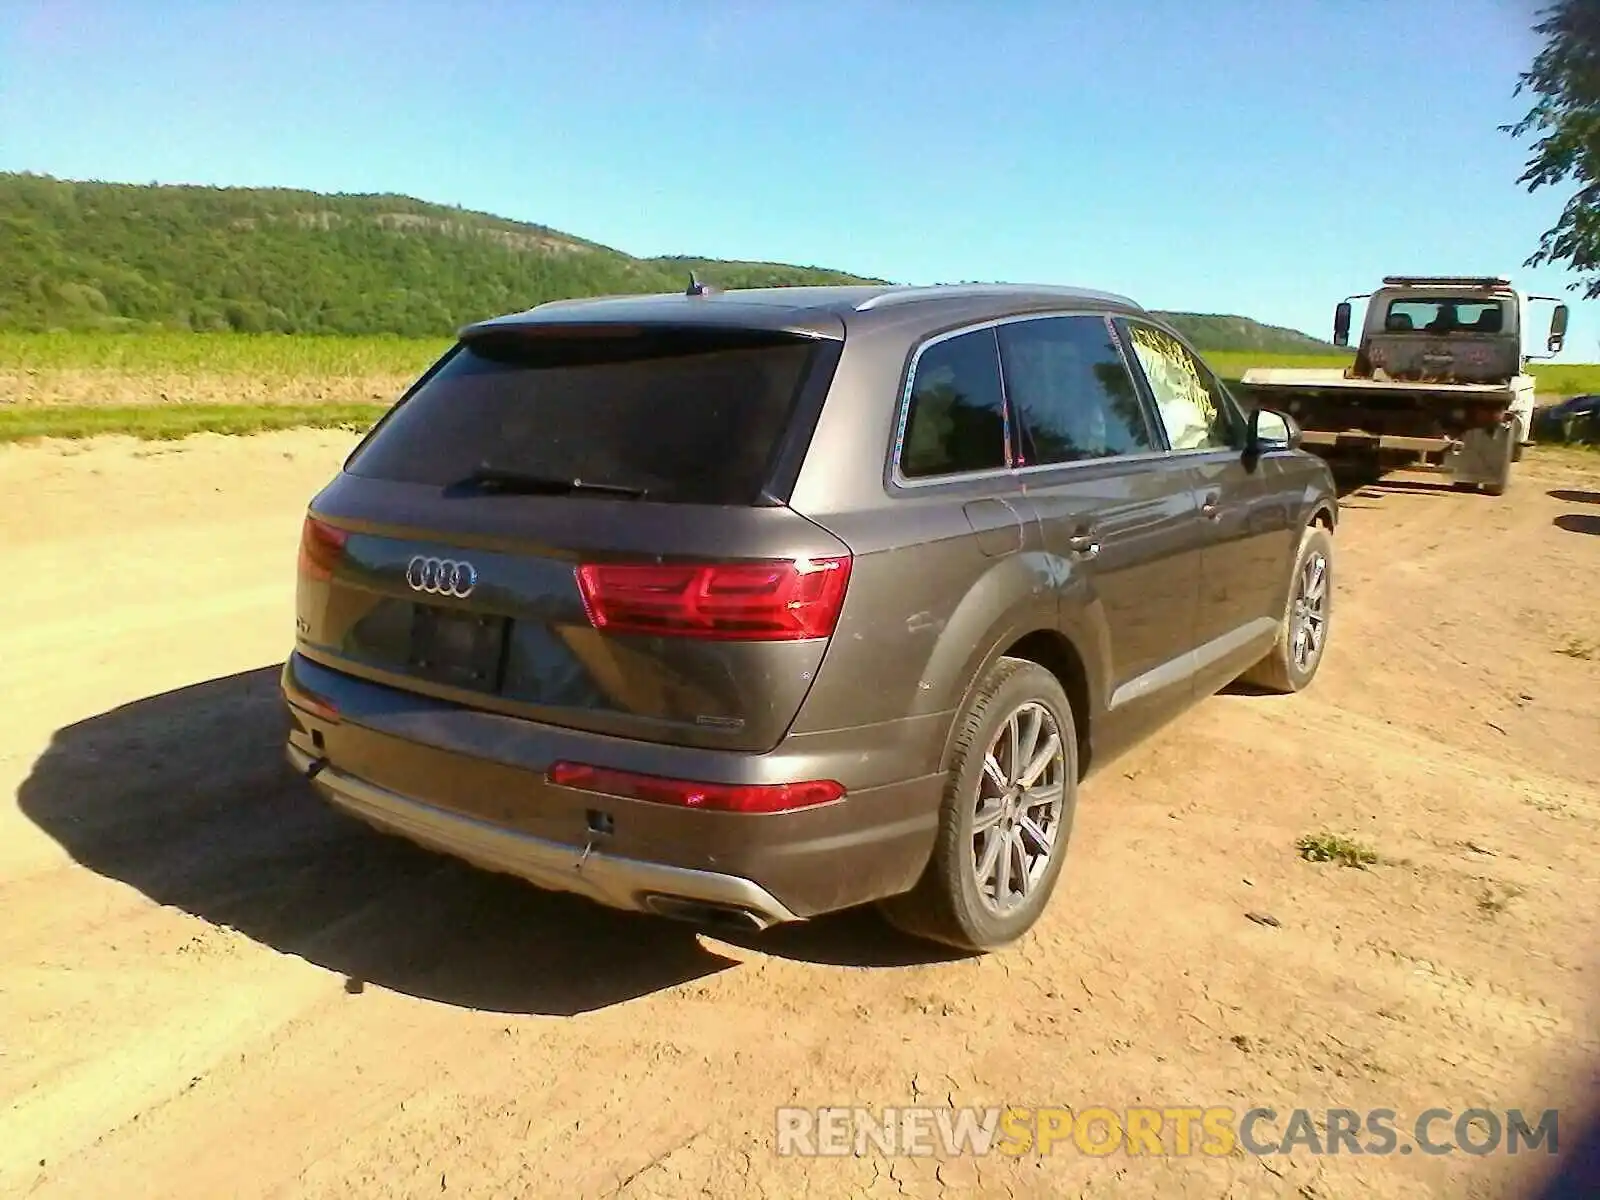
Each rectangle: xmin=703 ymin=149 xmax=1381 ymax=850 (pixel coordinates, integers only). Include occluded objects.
xmin=645 ymin=255 xmax=885 ymax=291
xmin=0 ymin=172 xmax=1335 ymax=352
xmin=1154 ymin=311 xmax=1335 ymax=354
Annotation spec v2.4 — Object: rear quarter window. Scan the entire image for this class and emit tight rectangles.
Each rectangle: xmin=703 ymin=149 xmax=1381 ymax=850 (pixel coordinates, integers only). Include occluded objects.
xmin=897 ymin=327 xmax=1009 ymax=478
xmin=344 ymin=327 xmax=827 ymax=506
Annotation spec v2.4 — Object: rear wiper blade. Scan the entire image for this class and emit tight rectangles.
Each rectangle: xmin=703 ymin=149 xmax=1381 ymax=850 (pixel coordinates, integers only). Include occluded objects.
xmin=447 ymin=467 xmax=649 ymax=499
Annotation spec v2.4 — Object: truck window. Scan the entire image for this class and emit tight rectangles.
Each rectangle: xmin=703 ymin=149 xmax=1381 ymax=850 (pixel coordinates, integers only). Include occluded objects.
xmin=1383 ymin=299 xmax=1505 ymax=335
xmin=1121 ymin=321 xmax=1242 ymax=453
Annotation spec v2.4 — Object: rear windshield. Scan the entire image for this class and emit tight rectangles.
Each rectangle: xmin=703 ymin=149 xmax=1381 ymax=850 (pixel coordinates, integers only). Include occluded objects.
xmin=344 ymin=327 xmax=827 ymax=505
xmin=1383 ymin=299 xmax=1506 ymax=334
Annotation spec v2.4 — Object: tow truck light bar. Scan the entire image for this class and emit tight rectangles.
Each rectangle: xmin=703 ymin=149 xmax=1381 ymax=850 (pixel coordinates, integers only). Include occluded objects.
xmin=1380 ymin=276 xmax=1512 ymax=290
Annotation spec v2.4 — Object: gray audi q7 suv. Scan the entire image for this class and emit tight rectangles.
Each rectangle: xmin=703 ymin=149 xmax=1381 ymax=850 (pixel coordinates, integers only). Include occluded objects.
xmin=282 ymin=282 xmax=1336 ymax=952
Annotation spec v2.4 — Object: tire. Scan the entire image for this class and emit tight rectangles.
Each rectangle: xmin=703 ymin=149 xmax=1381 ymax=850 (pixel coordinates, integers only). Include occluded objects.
xmin=877 ymin=656 xmax=1078 ymax=953
xmin=1236 ymin=523 xmax=1333 ymax=694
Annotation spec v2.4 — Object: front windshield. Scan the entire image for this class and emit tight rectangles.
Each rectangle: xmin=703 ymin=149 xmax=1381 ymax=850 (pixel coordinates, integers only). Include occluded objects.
xmin=1382 ymin=298 xmax=1506 ymax=335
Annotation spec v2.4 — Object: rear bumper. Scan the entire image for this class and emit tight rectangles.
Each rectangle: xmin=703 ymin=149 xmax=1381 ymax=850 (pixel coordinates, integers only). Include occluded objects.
xmin=1296 ymin=425 xmax=1515 ymax=485
xmin=280 ymin=652 xmax=945 ymax=924
xmin=1300 ymin=430 xmax=1464 ymax=453
xmin=286 ymin=743 xmax=800 ymax=931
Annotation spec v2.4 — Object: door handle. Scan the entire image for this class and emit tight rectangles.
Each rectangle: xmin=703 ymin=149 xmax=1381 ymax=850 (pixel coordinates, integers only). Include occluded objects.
xmin=1066 ymin=528 xmax=1100 ymax=560
xmin=1200 ymin=491 xmax=1221 ymax=520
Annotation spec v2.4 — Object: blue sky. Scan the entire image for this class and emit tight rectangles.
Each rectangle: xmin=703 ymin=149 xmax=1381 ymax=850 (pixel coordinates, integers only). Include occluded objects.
xmin=2 ymin=0 xmax=1593 ymax=358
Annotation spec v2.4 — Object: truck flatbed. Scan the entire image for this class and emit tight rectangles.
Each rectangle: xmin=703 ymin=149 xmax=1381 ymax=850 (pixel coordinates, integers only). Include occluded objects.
xmin=1238 ymin=368 xmax=1514 ymax=399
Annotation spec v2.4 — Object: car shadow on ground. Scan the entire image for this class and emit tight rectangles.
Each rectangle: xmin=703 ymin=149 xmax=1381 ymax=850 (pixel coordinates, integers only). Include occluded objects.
xmin=1344 ymin=479 xmax=1464 ymax=498
xmin=1549 ymin=488 xmax=1600 ymax=506
xmin=1329 ymin=470 xmax=1466 ymax=500
xmin=713 ymin=908 xmax=975 ymax=968
xmin=1331 ymin=474 xmax=1382 ymax=499
xmin=16 ymin=666 xmax=954 ymax=1015
xmin=1554 ymin=513 xmax=1600 ymax=537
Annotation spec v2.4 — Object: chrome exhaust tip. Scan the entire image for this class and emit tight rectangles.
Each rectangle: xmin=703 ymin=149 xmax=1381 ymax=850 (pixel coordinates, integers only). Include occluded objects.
xmin=641 ymin=893 xmax=771 ymax=935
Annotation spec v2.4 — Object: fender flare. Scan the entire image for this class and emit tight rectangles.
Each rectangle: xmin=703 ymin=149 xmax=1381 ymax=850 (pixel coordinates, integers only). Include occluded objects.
xmin=931 ymin=600 xmax=1108 ymax=777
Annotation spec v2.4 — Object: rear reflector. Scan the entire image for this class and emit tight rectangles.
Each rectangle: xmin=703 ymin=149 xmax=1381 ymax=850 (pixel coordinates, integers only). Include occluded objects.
xmin=547 ymin=761 xmax=845 ymax=814
xmin=574 ymin=556 xmax=851 ymax=641
xmin=298 ymin=515 xmax=349 ymax=582
xmin=288 ymin=690 xmax=341 ymax=725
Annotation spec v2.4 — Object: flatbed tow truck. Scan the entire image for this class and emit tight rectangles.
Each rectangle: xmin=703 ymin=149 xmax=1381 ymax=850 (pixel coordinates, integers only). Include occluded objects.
xmin=1233 ymin=276 xmax=1569 ymax=495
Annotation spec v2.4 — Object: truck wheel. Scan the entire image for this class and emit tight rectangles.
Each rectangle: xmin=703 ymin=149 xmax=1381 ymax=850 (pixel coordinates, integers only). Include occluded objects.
xmin=1237 ymin=523 xmax=1333 ymax=694
xmin=878 ymin=656 xmax=1078 ymax=953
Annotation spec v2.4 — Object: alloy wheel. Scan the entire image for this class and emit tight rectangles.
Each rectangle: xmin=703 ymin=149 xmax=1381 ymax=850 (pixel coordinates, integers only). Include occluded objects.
xmin=970 ymin=701 xmax=1067 ymax=915
xmin=1290 ymin=551 xmax=1329 ymax=672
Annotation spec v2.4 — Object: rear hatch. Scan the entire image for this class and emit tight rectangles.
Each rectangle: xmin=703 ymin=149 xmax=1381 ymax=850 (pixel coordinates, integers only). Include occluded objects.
xmin=294 ymin=319 xmax=852 ymax=753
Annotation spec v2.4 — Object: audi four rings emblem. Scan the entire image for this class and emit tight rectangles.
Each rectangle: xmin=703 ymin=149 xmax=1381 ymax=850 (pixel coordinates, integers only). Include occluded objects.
xmin=406 ymin=555 xmax=478 ymax=598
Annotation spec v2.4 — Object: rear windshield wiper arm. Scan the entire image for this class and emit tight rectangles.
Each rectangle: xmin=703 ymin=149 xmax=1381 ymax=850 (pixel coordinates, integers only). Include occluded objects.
xmin=446 ymin=467 xmax=649 ymax=499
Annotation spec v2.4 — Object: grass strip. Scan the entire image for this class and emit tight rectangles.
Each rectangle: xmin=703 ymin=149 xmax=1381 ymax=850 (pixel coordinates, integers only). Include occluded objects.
xmin=0 ymin=403 xmax=389 ymax=443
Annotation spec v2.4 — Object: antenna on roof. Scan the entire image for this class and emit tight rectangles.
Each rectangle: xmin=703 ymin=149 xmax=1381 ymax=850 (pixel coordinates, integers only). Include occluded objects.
xmin=686 ymin=271 xmax=718 ymax=297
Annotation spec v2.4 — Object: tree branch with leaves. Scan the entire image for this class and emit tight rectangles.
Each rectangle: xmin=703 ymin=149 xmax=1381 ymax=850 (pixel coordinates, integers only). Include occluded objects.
xmin=1504 ymin=1 xmax=1600 ymax=297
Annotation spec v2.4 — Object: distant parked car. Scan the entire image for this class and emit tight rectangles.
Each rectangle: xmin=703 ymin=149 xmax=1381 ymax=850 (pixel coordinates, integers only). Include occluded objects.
xmin=1533 ymin=394 xmax=1600 ymax=442
xmin=281 ymin=281 xmax=1338 ymax=952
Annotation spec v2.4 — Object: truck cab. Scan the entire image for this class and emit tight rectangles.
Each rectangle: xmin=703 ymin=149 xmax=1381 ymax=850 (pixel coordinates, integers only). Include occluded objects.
xmin=1343 ymin=278 xmax=1528 ymax=386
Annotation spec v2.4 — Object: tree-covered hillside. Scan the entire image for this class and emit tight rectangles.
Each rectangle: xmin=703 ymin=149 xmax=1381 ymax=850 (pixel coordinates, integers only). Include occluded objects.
xmin=1157 ymin=312 xmax=1335 ymax=354
xmin=646 ymin=255 xmax=885 ymax=290
xmin=0 ymin=173 xmax=1335 ymax=351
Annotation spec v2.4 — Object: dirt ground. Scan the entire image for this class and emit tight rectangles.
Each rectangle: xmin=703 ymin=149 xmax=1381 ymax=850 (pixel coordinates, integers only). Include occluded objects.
xmin=1 ymin=430 xmax=1596 ymax=1199
xmin=0 ymin=368 xmax=414 ymax=408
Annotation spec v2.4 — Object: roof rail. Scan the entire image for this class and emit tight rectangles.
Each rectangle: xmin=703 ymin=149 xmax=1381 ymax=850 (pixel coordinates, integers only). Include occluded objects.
xmin=854 ymin=282 xmax=1142 ymax=311
xmin=1380 ymin=275 xmax=1512 ymax=290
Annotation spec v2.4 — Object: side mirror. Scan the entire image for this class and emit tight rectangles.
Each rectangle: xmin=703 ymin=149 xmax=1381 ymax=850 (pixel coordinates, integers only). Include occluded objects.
xmin=1548 ymin=303 xmax=1569 ymax=354
xmin=1247 ymin=406 xmax=1300 ymax=458
xmin=1333 ymin=301 xmax=1352 ymax=347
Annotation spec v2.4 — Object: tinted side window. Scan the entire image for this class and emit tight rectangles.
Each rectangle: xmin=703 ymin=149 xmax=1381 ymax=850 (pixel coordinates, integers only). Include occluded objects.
xmin=1122 ymin=322 xmax=1243 ymax=452
xmin=899 ymin=328 xmax=1008 ymax=478
xmin=997 ymin=315 xmax=1153 ymax=465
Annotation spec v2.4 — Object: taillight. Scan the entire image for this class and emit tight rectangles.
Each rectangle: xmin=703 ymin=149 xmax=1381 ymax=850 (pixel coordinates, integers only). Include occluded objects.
xmin=548 ymin=761 xmax=844 ymax=814
xmin=574 ymin=556 xmax=851 ymax=641
xmin=298 ymin=515 xmax=349 ymax=582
